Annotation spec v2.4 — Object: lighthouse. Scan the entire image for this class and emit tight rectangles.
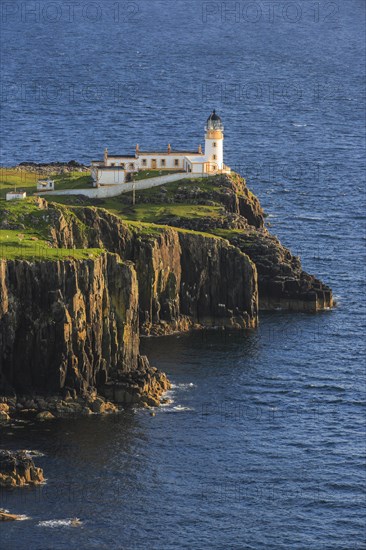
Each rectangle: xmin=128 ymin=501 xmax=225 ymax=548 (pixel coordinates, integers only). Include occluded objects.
xmin=205 ymin=110 xmax=224 ymax=172
xmin=91 ymin=110 xmax=231 ymax=186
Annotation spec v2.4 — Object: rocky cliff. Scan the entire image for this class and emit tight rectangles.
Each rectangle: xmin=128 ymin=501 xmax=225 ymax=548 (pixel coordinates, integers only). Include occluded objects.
xmin=43 ymin=201 xmax=258 ymax=334
xmin=0 ymin=170 xmax=333 ymax=401
xmin=113 ymin=173 xmax=333 ymax=312
xmin=0 ymin=253 xmax=140 ymax=394
xmin=0 ymin=197 xmax=258 ymax=399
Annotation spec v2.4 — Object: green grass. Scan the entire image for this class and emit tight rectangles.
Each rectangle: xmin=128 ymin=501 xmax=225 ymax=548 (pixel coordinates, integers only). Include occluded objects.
xmin=53 ymin=172 xmax=93 ymax=190
xmin=0 ymin=198 xmax=101 ymax=260
xmin=124 ymin=220 xmax=222 ymax=240
xmin=0 ymin=168 xmax=93 ymax=198
xmin=0 ymin=230 xmax=103 ymax=261
xmin=0 ymin=174 xmax=249 ymax=259
xmin=94 ymin=202 xmax=223 ymax=224
xmin=0 ymin=197 xmax=53 ymax=237
xmin=46 ymin=186 xmax=224 ymax=225
xmin=130 ymin=176 xmax=222 ymax=199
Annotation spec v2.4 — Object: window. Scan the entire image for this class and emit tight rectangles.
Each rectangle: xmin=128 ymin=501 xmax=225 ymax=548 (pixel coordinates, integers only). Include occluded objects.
xmin=121 ymin=163 xmax=125 ymax=169
xmin=213 ymin=155 xmax=217 ymax=160
xmin=129 ymin=163 xmax=134 ymax=170
xmin=213 ymin=142 xmax=217 ymax=147
xmin=142 ymin=159 xmax=147 ymax=167
xmin=111 ymin=163 xmax=115 ymax=166
xmin=174 ymin=159 xmax=179 ymax=167
xmin=161 ymin=159 xmax=166 ymax=167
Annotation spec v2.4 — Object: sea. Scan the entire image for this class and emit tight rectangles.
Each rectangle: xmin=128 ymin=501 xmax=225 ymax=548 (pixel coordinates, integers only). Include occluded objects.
xmin=0 ymin=1 xmax=365 ymax=548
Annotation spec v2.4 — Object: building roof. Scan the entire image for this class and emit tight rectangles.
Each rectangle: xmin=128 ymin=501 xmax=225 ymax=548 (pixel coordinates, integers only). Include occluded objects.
xmin=206 ymin=109 xmax=223 ymax=130
xmin=108 ymin=154 xmax=136 ymax=158
xmin=96 ymin=165 xmax=125 ymax=170
xmin=185 ymin=155 xmax=207 ymax=163
xmin=207 ymin=109 xmax=222 ymax=123
xmin=138 ymin=151 xmax=203 ymax=156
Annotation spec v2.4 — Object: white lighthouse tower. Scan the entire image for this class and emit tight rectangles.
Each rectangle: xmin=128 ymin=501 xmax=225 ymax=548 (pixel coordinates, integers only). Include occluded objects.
xmin=205 ymin=110 xmax=224 ymax=172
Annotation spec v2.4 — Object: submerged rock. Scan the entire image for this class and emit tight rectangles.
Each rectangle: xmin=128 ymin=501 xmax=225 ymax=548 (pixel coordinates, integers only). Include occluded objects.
xmin=0 ymin=510 xmax=21 ymax=521
xmin=36 ymin=411 xmax=55 ymax=421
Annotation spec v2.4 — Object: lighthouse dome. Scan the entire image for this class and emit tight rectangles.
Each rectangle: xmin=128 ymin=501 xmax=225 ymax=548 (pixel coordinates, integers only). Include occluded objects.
xmin=206 ymin=110 xmax=223 ymax=130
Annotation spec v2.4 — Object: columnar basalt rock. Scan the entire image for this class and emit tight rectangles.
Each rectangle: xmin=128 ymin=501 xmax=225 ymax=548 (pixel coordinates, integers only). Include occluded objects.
xmin=46 ymin=204 xmax=259 ymax=334
xmin=177 ymin=232 xmax=258 ymax=329
xmin=0 ymin=253 xmax=140 ymax=395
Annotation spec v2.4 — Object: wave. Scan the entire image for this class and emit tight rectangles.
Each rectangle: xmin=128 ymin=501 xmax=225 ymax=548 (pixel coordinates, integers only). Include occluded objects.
xmin=23 ymin=450 xmax=45 ymax=457
xmin=170 ymin=382 xmax=196 ymax=390
xmin=37 ymin=518 xmax=82 ymax=528
xmin=162 ymin=405 xmax=194 ymax=413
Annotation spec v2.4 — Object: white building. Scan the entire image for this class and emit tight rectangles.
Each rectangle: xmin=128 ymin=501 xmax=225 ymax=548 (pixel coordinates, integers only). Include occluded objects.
xmin=6 ymin=192 xmax=27 ymax=201
xmin=37 ymin=179 xmax=55 ymax=191
xmin=91 ymin=111 xmax=231 ymax=186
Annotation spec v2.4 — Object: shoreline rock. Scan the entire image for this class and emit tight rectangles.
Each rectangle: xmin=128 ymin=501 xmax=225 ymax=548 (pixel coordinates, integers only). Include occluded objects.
xmin=0 ymin=360 xmax=171 ymax=422
xmin=0 ymin=510 xmax=22 ymax=521
xmin=0 ymin=450 xmax=44 ymax=488
xmin=101 ymin=359 xmax=171 ymax=408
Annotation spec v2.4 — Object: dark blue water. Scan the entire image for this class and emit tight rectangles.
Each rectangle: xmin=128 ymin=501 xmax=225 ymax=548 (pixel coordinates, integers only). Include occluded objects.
xmin=1 ymin=1 xmax=365 ymax=548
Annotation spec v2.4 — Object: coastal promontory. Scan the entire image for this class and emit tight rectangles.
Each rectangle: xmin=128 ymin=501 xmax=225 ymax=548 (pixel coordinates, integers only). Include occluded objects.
xmin=0 ymin=170 xmax=332 ymax=416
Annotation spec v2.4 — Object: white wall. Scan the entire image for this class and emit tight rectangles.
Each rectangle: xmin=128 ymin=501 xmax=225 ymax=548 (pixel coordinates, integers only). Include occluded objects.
xmin=137 ymin=154 xmax=188 ymax=170
xmin=105 ymin=154 xmax=200 ymax=171
xmin=97 ymin=169 xmax=126 ymax=185
xmin=38 ymin=172 xmax=208 ymax=199
xmin=106 ymin=158 xmax=136 ymax=170
xmin=6 ymin=192 xmax=27 ymax=201
xmin=204 ymin=137 xmax=223 ymax=170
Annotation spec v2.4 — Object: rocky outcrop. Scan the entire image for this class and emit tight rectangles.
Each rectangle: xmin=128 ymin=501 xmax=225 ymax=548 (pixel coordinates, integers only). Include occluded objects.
xmin=126 ymin=173 xmax=264 ymax=229
xmin=112 ymin=173 xmax=332 ymax=312
xmin=0 ymin=510 xmax=22 ymax=521
xmin=15 ymin=161 xmax=89 ymax=176
xmin=102 ymin=356 xmax=171 ymax=408
xmin=0 ymin=253 xmax=140 ymax=395
xmin=226 ymin=229 xmax=333 ymax=311
xmin=44 ymin=204 xmax=258 ymax=333
xmin=0 ymin=450 xmax=44 ymax=487
xmin=0 ymin=169 xmax=332 ymax=400
xmin=130 ymin=229 xmax=257 ymax=335
xmin=0 ymin=200 xmax=258 ymax=399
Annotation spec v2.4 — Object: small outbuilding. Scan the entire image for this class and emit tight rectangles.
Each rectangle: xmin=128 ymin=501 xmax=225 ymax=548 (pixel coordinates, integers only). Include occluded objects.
xmin=6 ymin=192 xmax=27 ymax=201
xmin=37 ymin=179 xmax=55 ymax=191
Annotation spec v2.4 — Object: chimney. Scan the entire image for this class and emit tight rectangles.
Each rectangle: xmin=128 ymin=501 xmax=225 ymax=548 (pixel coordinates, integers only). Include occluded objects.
xmin=198 ymin=144 xmax=202 ymax=154
xmin=104 ymin=147 xmax=108 ymax=164
xmin=135 ymin=143 xmax=140 ymax=157
xmin=167 ymin=143 xmax=171 ymax=154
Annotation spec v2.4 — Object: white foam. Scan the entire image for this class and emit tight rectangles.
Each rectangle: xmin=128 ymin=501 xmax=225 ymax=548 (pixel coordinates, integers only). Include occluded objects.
xmin=170 ymin=383 xmax=196 ymax=390
xmin=23 ymin=450 xmax=45 ymax=457
xmin=165 ymin=405 xmax=194 ymax=413
xmin=37 ymin=518 xmax=82 ymax=528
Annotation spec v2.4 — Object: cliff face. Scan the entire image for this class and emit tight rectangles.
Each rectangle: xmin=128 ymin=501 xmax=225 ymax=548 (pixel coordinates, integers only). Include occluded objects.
xmin=113 ymin=173 xmax=332 ymax=312
xmin=0 ymin=169 xmax=333 ymax=397
xmin=0 ymin=198 xmax=258 ymax=395
xmin=45 ymin=203 xmax=258 ymax=334
xmin=226 ymin=229 xmax=333 ymax=311
xmin=0 ymin=253 xmax=140 ymax=394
